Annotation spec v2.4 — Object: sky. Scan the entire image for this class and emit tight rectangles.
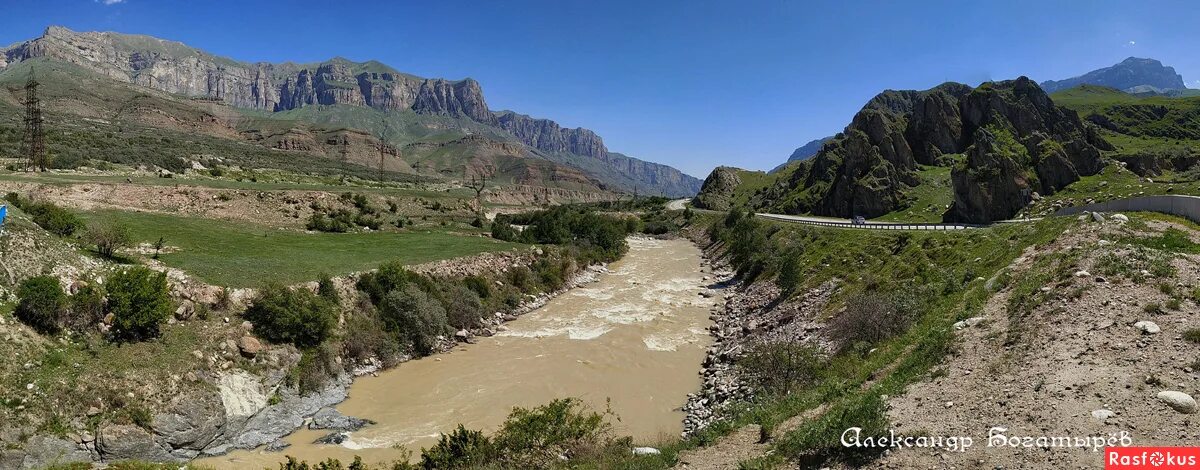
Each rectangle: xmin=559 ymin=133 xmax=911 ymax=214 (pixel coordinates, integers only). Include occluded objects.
xmin=2 ymin=0 xmax=1200 ymax=178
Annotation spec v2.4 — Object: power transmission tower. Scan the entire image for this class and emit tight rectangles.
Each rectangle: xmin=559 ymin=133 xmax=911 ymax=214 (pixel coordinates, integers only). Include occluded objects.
xmin=339 ymin=136 xmax=349 ymax=184
xmin=21 ymin=72 xmax=47 ymax=172
xmin=375 ymin=117 xmax=390 ymax=185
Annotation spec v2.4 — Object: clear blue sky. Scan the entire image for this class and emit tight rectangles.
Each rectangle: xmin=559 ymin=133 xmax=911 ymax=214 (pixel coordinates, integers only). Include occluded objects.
xmin=3 ymin=0 xmax=1199 ymax=177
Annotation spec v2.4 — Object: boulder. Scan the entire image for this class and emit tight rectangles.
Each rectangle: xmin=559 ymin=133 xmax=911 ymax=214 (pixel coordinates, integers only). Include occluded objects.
xmin=174 ymin=300 xmax=195 ymax=320
xmin=1090 ymin=409 xmax=1115 ymax=420
xmin=1157 ymin=391 xmax=1197 ymax=414
xmin=238 ymin=336 xmax=263 ymax=358
xmin=97 ymin=424 xmax=174 ymax=462
xmin=1111 ymin=214 xmax=1129 ymax=222
xmin=632 ymin=446 xmax=661 ymax=455
xmin=18 ymin=436 xmax=93 ymax=469
xmin=153 ymin=391 xmax=225 ymax=451
xmin=308 ymin=407 xmax=375 ymax=431
xmin=1134 ymin=321 xmax=1160 ymax=335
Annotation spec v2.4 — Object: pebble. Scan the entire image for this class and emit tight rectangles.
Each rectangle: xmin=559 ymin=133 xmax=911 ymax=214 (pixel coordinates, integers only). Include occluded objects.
xmin=1091 ymin=409 xmax=1115 ymax=420
xmin=1157 ymin=391 xmax=1197 ymax=414
xmin=1134 ymin=321 xmax=1160 ymax=335
xmin=632 ymin=447 xmax=661 ymax=455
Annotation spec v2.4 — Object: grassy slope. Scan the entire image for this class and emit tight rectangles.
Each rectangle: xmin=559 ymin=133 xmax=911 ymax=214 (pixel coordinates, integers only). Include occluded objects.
xmin=874 ymin=165 xmax=954 ymax=222
xmin=80 ymin=210 xmax=524 ymax=287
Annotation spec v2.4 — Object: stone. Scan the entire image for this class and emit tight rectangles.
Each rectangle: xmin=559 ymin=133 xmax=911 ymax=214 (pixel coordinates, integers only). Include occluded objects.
xmin=1091 ymin=212 xmax=1106 ymax=223
xmin=1134 ymin=321 xmax=1160 ymax=335
xmin=308 ymin=407 xmax=375 ymax=431
xmin=1111 ymin=214 xmax=1129 ymax=222
xmin=312 ymin=431 xmax=349 ymax=445
xmin=19 ymin=436 xmax=93 ymax=469
xmin=175 ymin=300 xmax=195 ymax=320
xmin=97 ymin=423 xmax=174 ymax=461
xmin=238 ymin=336 xmax=263 ymax=358
xmin=152 ymin=391 xmax=225 ymax=450
xmin=632 ymin=447 xmax=661 ymax=455
xmin=1157 ymin=391 xmax=1197 ymax=414
xmin=265 ymin=440 xmax=291 ymax=452
xmin=1091 ymin=409 xmax=1115 ymax=420
xmin=952 ymin=317 xmax=984 ymax=330
xmin=1074 ymin=270 xmax=1091 ymax=278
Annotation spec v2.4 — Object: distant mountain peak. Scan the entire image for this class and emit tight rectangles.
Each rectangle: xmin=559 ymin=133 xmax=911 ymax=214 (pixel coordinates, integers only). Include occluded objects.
xmin=1041 ymin=57 xmax=1186 ymax=94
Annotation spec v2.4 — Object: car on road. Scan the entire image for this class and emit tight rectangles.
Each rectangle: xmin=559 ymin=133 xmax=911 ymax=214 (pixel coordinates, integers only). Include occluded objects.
xmin=851 ymin=215 xmax=866 ymax=225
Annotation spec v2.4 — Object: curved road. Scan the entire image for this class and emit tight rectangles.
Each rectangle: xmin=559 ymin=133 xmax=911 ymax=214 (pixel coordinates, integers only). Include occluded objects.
xmin=667 ymin=198 xmax=1033 ymax=231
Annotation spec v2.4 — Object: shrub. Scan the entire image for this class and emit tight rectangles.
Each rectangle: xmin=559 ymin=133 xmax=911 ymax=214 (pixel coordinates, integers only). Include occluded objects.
xmin=491 ymin=221 xmax=518 ymax=241
xmin=420 ymin=425 xmax=496 ymax=469
xmin=342 ymin=314 xmax=401 ymax=366
xmin=1183 ymin=328 xmax=1200 ymax=344
xmin=84 ymin=222 xmax=132 ymax=258
xmin=492 ymin=398 xmax=610 ymax=468
xmin=107 ymin=267 xmax=173 ymax=341
xmin=378 ymin=285 xmax=449 ymax=356
xmin=737 ymin=341 xmax=824 ymax=394
xmin=463 ymin=275 xmax=492 ymax=299
xmin=826 ymin=290 xmax=920 ymax=354
xmin=775 ymin=250 xmax=803 ymax=295
xmin=292 ymin=343 xmax=341 ymax=395
xmin=317 ymin=273 xmax=340 ymax=304
xmin=243 ymin=285 xmax=337 ymax=348
xmin=356 ymin=262 xmax=434 ymax=305
xmin=69 ymin=283 xmax=106 ymax=331
xmin=443 ymin=284 xmax=483 ymax=330
xmin=10 ymin=197 xmax=85 ymax=237
xmin=15 ymin=275 xmax=68 ymax=334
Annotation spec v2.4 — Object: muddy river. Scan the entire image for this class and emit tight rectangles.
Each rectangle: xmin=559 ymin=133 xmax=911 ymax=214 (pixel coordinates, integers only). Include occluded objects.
xmin=201 ymin=237 xmax=715 ymax=468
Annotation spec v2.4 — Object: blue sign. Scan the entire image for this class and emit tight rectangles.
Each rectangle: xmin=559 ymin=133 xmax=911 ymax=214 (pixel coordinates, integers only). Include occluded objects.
xmin=0 ymin=204 xmax=6 ymax=228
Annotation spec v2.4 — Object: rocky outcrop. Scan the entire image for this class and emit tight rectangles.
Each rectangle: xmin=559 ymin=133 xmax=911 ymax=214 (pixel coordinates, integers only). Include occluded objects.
xmin=493 ymin=111 xmax=607 ymax=160
xmin=1041 ymin=57 xmax=1188 ymax=94
xmin=692 ymin=166 xmax=743 ymax=210
xmin=767 ymin=78 xmax=1105 ymax=222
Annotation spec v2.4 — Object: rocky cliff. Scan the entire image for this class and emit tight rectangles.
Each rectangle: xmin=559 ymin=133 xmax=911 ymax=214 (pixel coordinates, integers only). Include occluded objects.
xmin=0 ymin=26 xmax=701 ymax=197
xmin=1041 ymin=57 xmax=1188 ymax=94
xmin=767 ymin=78 xmax=1107 ymax=222
xmin=691 ymin=166 xmax=742 ymax=210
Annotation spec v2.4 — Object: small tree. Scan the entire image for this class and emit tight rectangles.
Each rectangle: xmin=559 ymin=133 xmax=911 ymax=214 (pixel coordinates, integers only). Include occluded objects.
xmin=152 ymin=236 xmax=165 ymax=259
xmin=443 ymin=284 xmax=483 ymax=330
xmin=317 ymin=272 xmax=340 ymax=304
xmin=108 ymin=267 xmax=173 ymax=341
xmin=243 ymin=285 xmax=336 ymax=348
xmin=85 ymin=222 xmax=132 ymax=258
xmin=69 ymin=282 xmax=106 ymax=331
xmin=378 ymin=285 xmax=449 ymax=356
xmin=15 ymin=275 xmax=67 ymax=334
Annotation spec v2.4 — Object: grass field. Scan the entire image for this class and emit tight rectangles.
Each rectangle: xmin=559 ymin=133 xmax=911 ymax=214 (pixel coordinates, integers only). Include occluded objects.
xmin=875 ymin=165 xmax=953 ymax=222
xmin=79 ymin=210 xmax=524 ymax=287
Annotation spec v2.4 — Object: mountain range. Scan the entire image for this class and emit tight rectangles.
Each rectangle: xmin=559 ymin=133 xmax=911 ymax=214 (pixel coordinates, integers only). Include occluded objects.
xmin=1040 ymin=57 xmax=1189 ymax=95
xmin=0 ymin=26 xmax=701 ymax=197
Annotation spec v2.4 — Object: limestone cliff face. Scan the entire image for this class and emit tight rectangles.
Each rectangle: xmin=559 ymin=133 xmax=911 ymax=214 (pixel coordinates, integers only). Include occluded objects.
xmin=692 ymin=166 xmax=742 ymax=210
xmin=0 ymin=26 xmax=702 ymax=196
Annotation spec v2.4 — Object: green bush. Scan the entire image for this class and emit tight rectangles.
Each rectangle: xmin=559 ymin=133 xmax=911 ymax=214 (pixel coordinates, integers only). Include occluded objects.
xmin=737 ymin=341 xmax=824 ymax=394
xmin=490 ymin=221 xmax=518 ymax=241
xmin=462 ymin=275 xmax=492 ymax=299
xmin=827 ymin=290 xmax=921 ymax=354
xmin=292 ymin=343 xmax=341 ymax=396
xmin=243 ymin=285 xmax=337 ymax=348
xmin=84 ymin=222 xmax=132 ymax=258
xmin=342 ymin=314 xmax=401 ymax=366
xmin=7 ymin=195 xmax=85 ymax=237
xmin=69 ymin=282 xmax=106 ymax=331
xmin=356 ymin=262 xmax=438 ymax=305
xmin=492 ymin=398 xmax=611 ymax=468
xmin=15 ymin=275 xmax=68 ymax=334
xmin=378 ymin=285 xmax=449 ymax=356
xmin=108 ymin=267 xmax=173 ymax=341
xmin=420 ymin=425 xmax=496 ymax=470
xmin=317 ymin=273 xmax=340 ymax=304
xmin=1184 ymin=328 xmax=1200 ymax=344
xmin=443 ymin=284 xmax=483 ymax=330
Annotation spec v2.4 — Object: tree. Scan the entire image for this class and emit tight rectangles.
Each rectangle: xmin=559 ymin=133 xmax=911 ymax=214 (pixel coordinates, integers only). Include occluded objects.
xmin=466 ymin=174 xmax=488 ymax=217
xmin=378 ymin=285 xmax=449 ymax=356
xmin=15 ymin=275 xmax=67 ymax=334
xmin=243 ymin=285 xmax=337 ymax=348
xmin=317 ymin=272 xmax=340 ymax=304
xmin=152 ymin=236 xmax=165 ymax=259
xmin=443 ymin=284 xmax=483 ymax=330
xmin=85 ymin=222 xmax=131 ymax=258
xmin=108 ymin=267 xmax=173 ymax=341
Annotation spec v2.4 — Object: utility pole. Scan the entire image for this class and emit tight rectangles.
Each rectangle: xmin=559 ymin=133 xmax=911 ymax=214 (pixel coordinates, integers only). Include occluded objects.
xmin=21 ymin=71 xmax=47 ymax=172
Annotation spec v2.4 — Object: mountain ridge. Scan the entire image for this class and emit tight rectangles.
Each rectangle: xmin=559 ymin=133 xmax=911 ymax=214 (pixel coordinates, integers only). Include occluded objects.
xmin=0 ymin=26 xmax=701 ymax=196
xmin=1040 ymin=57 xmax=1188 ymax=94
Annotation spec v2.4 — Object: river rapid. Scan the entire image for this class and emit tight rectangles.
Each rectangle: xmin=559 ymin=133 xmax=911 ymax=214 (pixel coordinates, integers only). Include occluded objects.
xmin=201 ymin=237 xmax=715 ymax=468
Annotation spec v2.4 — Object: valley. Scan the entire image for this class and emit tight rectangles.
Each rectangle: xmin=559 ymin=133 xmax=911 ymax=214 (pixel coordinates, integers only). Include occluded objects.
xmin=1 ymin=9 xmax=1200 ymax=470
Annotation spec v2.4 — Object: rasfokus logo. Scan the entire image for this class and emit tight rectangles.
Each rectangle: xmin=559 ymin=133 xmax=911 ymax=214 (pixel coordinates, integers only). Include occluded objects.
xmin=1106 ymin=447 xmax=1200 ymax=469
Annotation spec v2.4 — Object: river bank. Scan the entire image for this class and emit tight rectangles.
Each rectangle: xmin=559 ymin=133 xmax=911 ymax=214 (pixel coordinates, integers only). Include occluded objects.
xmin=197 ymin=236 xmax=717 ymax=469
